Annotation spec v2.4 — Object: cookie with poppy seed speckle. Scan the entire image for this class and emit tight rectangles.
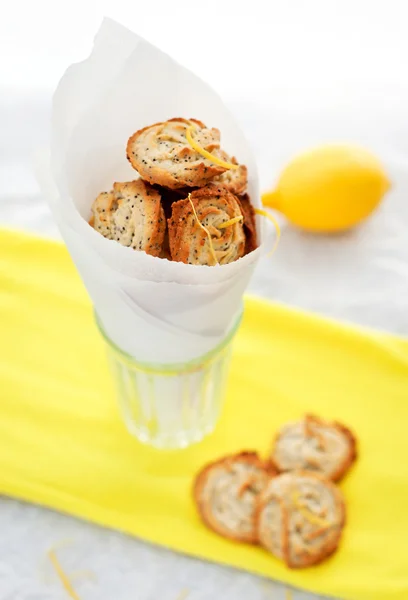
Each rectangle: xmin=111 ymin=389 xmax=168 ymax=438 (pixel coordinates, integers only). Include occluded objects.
xmin=90 ymin=179 xmax=166 ymax=257
xmin=126 ymin=118 xmax=228 ymax=189
xmin=194 ymin=452 xmax=274 ymax=543
xmin=256 ymin=471 xmax=346 ymax=568
xmin=270 ymin=414 xmax=357 ymax=482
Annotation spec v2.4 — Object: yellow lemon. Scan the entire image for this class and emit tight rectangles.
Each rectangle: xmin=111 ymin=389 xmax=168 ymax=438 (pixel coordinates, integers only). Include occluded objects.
xmin=262 ymin=145 xmax=390 ymax=232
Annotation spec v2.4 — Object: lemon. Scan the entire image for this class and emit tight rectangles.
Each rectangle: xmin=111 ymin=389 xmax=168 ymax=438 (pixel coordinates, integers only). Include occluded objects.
xmin=262 ymin=145 xmax=390 ymax=232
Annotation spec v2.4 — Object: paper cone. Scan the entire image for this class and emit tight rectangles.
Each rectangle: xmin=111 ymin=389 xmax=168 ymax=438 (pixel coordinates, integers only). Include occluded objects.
xmin=37 ymin=18 xmax=271 ymax=364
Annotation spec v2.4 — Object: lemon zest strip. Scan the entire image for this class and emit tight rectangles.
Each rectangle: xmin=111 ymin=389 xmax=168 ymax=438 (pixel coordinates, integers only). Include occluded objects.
xmin=218 ymin=216 xmax=244 ymax=229
xmin=187 ymin=193 xmax=218 ymax=265
xmin=254 ymin=208 xmax=281 ymax=257
xmin=186 ymin=125 xmax=239 ymax=170
xmin=292 ymin=491 xmax=331 ymax=528
xmin=48 ymin=549 xmax=81 ymax=600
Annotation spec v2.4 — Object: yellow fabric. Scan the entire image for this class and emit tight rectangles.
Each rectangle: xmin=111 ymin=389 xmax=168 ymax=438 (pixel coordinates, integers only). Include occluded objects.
xmin=0 ymin=228 xmax=407 ymax=600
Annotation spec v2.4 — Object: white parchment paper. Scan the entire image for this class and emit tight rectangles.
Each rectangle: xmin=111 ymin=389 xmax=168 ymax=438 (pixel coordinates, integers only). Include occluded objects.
xmin=37 ymin=18 xmax=271 ymax=363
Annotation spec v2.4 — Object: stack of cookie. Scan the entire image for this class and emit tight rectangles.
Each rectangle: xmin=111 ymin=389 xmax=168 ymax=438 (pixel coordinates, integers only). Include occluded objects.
xmin=89 ymin=118 xmax=257 ymax=266
xmin=194 ymin=415 xmax=357 ymax=568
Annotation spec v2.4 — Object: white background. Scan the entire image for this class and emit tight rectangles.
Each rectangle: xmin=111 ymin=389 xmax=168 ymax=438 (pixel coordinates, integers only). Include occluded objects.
xmin=0 ymin=1 xmax=407 ymax=598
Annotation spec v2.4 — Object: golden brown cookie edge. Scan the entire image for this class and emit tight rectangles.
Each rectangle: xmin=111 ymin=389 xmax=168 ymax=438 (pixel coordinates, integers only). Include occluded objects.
xmin=193 ymin=451 xmax=275 ymax=544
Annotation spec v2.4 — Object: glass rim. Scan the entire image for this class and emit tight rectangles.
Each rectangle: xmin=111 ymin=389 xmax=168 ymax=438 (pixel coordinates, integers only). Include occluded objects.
xmin=94 ymin=308 xmax=243 ymax=375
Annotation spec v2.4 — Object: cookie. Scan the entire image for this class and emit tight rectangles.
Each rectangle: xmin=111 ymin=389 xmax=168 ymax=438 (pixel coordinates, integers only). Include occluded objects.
xmin=257 ymin=471 xmax=346 ymax=568
xmin=213 ymin=153 xmax=248 ymax=195
xmin=168 ymin=184 xmax=246 ymax=266
xmin=194 ymin=452 xmax=273 ymax=543
xmin=90 ymin=179 xmax=166 ymax=257
xmin=238 ymin=193 xmax=258 ymax=254
xmin=270 ymin=415 xmax=357 ymax=481
xmin=90 ymin=191 xmax=116 ymax=239
xmin=126 ymin=118 xmax=226 ymax=189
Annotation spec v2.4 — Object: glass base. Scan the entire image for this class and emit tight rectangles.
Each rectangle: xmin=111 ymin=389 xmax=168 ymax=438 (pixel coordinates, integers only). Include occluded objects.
xmin=124 ymin=421 xmax=217 ymax=450
xmin=97 ymin=311 xmax=242 ymax=450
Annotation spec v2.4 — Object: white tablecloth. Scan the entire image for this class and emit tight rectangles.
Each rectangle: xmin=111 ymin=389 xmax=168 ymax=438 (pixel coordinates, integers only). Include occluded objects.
xmin=1 ymin=1 xmax=408 ymax=598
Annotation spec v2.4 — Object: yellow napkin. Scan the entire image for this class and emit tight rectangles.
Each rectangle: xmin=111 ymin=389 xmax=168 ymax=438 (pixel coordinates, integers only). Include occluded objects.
xmin=0 ymin=228 xmax=407 ymax=600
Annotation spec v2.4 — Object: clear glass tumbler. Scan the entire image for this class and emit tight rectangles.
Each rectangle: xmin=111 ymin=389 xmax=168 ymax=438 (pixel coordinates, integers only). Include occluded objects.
xmin=96 ymin=312 xmax=242 ymax=449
